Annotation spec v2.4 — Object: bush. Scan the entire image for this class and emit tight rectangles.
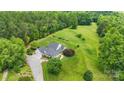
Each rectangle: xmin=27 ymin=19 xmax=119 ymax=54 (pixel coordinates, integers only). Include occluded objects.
xmin=18 ymin=72 xmax=33 ymax=81
xmin=76 ymin=34 xmax=82 ymax=38
xmin=18 ymin=76 xmax=33 ymax=81
xmin=97 ymin=22 xmax=106 ymax=37
xmin=71 ymin=25 xmax=77 ymax=29
xmin=83 ymin=70 xmax=93 ymax=81
xmin=119 ymin=72 xmax=124 ymax=81
xmin=27 ymin=48 xmax=34 ymax=55
xmin=58 ymin=37 xmax=65 ymax=40
xmin=13 ymin=66 xmax=20 ymax=73
xmin=47 ymin=58 xmax=62 ymax=75
xmin=52 ymin=35 xmax=56 ymax=37
xmin=76 ymin=44 xmax=80 ymax=48
xmin=63 ymin=49 xmax=75 ymax=57
xmin=30 ymin=41 xmax=41 ymax=50
xmin=82 ymin=38 xmax=85 ymax=41
xmin=58 ymin=37 xmax=63 ymax=39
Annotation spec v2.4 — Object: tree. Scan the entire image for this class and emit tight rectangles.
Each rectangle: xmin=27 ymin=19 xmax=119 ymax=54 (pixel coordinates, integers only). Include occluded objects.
xmin=97 ymin=15 xmax=112 ymax=37
xmin=119 ymin=72 xmax=124 ymax=81
xmin=83 ymin=70 xmax=93 ymax=81
xmin=99 ymin=29 xmax=124 ymax=78
xmin=97 ymin=13 xmax=123 ymax=37
xmin=69 ymin=12 xmax=78 ymax=29
xmin=0 ymin=11 xmax=116 ymax=44
xmin=97 ymin=13 xmax=124 ymax=80
xmin=77 ymin=12 xmax=92 ymax=25
xmin=47 ymin=58 xmax=62 ymax=75
xmin=0 ymin=37 xmax=26 ymax=72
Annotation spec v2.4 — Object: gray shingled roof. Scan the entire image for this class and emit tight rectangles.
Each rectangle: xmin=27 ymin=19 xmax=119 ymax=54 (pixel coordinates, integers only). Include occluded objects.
xmin=38 ymin=43 xmax=64 ymax=57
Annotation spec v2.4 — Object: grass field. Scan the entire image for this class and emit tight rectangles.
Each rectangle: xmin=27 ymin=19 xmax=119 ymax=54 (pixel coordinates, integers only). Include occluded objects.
xmin=31 ymin=23 xmax=112 ymax=81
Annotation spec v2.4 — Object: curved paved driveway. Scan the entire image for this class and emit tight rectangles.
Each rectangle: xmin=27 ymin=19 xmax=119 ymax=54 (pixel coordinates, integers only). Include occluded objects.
xmin=27 ymin=53 xmax=44 ymax=81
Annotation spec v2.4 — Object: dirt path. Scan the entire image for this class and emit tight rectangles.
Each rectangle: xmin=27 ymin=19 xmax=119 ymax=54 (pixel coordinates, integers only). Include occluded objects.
xmin=2 ymin=69 xmax=8 ymax=81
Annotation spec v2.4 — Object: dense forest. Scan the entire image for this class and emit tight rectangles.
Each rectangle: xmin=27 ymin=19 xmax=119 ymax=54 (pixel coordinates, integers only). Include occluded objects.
xmin=97 ymin=13 xmax=124 ymax=80
xmin=0 ymin=11 xmax=124 ymax=81
xmin=0 ymin=37 xmax=25 ymax=72
xmin=0 ymin=11 xmax=113 ymax=44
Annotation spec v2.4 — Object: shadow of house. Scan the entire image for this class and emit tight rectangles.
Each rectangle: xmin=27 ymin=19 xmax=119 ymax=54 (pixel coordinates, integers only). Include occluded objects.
xmin=37 ymin=43 xmax=65 ymax=58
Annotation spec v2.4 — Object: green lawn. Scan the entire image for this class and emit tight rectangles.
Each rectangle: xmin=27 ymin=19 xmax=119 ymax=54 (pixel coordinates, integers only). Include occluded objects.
xmin=31 ymin=23 xmax=112 ymax=81
xmin=0 ymin=73 xmax=3 ymax=80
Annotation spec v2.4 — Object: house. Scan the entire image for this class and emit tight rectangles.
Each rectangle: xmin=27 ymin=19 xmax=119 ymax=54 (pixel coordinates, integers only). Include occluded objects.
xmin=36 ymin=43 xmax=65 ymax=57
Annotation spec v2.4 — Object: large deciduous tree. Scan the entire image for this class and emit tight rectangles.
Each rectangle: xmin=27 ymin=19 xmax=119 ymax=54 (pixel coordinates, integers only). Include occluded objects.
xmin=47 ymin=58 xmax=62 ymax=75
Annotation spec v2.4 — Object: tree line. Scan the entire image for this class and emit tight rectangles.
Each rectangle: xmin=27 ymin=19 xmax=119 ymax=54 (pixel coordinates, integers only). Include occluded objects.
xmin=97 ymin=12 xmax=124 ymax=80
xmin=0 ymin=11 xmax=113 ymax=45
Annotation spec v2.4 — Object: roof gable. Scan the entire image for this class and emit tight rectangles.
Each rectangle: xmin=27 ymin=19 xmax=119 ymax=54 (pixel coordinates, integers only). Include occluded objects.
xmin=38 ymin=43 xmax=64 ymax=57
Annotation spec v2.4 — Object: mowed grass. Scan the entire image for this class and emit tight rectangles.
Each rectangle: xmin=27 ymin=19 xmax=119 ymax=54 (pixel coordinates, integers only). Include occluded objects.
xmin=31 ymin=23 xmax=112 ymax=81
xmin=0 ymin=73 xmax=3 ymax=80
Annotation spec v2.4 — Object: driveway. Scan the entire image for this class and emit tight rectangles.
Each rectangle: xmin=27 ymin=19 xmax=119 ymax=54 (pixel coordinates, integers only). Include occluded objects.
xmin=26 ymin=52 xmax=44 ymax=81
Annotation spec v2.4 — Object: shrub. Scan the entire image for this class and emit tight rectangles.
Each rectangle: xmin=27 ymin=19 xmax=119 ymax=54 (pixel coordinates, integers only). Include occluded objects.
xmin=76 ymin=34 xmax=82 ymax=38
xmin=97 ymin=22 xmax=106 ymax=37
xmin=62 ymin=38 xmax=65 ymax=40
xmin=13 ymin=66 xmax=20 ymax=73
xmin=76 ymin=44 xmax=80 ymax=48
xmin=47 ymin=58 xmax=62 ymax=75
xmin=30 ymin=41 xmax=40 ymax=50
xmin=63 ymin=49 xmax=75 ymax=57
xmin=52 ymin=35 xmax=56 ymax=37
xmin=119 ymin=72 xmax=124 ymax=81
xmin=83 ymin=70 xmax=93 ymax=81
xmin=58 ymin=37 xmax=65 ymax=40
xmin=71 ymin=25 xmax=77 ymax=29
xmin=27 ymin=48 xmax=35 ymax=55
xmin=58 ymin=37 xmax=62 ymax=39
xmin=82 ymin=38 xmax=85 ymax=41
xmin=18 ymin=72 xmax=33 ymax=81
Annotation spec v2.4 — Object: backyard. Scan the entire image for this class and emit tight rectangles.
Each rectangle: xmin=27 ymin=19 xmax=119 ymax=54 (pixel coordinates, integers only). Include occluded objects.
xmin=31 ymin=23 xmax=112 ymax=81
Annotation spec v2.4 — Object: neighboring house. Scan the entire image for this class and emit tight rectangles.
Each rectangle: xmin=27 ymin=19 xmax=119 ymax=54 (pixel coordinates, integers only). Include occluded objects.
xmin=36 ymin=43 xmax=65 ymax=57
